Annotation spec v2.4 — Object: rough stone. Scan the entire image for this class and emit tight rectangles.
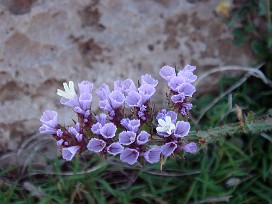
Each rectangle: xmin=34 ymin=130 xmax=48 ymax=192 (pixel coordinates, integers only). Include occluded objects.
xmin=0 ymin=0 xmax=254 ymax=152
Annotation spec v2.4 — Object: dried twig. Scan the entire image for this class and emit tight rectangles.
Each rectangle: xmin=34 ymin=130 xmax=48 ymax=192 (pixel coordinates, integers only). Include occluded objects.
xmin=195 ymin=72 xmax=252 ymax=124
xmin=194 ymin=63 xmax=272 ymax=87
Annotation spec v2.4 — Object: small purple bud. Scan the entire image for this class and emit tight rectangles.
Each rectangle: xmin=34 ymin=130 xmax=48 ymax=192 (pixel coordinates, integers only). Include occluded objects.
xmin=56 ymin=129 xmax=63 ymax=137
xmin=56 ymin=139 xmax=64 ymax=146
xmin=68 ymin=127 xmax=78 ymax=136
xmin=95 ymin=113 xmax=107 ymax=126
xmin=76 ymin=133 xmax=83 ymax=142
xmin=87 ymin=138 xmax=106 ymax=153
xmin=181 ymin=103 xmax=193 ymax=116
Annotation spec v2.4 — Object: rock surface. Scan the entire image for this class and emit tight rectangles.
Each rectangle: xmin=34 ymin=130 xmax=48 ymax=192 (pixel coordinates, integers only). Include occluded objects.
xmin=0 ymin=0 xmax=253 ymax=152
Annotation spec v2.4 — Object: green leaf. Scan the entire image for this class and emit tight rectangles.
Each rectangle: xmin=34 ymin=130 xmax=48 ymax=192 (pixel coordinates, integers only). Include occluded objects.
xmin=250 ymin=40 xmax=269 ymax=58
xmin=258 ymin=1 xmax=267 ymax=16
xmin=232 ymin=28 xmax=248 ymax=46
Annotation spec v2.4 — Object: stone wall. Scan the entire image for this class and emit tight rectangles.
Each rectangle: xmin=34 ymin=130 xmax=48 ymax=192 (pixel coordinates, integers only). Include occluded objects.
xmin=0 ymin=0 xmax=253 ymax=152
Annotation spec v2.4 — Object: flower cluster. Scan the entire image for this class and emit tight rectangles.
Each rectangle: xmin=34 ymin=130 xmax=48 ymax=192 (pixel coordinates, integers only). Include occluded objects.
xmin=39 ymin=65 xmax=198 ymax=167
xmin=160 ymin=65 xmax=197 ymax=117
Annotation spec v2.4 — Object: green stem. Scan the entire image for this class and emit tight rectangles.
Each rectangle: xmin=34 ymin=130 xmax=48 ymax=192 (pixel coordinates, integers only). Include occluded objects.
xmin=189 ymin=116 xmax=272 ymax=143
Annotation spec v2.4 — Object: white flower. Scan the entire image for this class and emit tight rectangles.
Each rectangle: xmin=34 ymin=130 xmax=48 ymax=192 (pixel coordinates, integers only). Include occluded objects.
xmin=57 ymin=81 xmax=76 ymax=99
xmin=156 ymin=116 xmax=175 ymax=135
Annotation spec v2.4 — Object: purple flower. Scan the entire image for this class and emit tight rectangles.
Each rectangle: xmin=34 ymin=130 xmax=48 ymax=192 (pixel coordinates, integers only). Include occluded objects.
xmin=87 ymin=138 xmax=106 ymax=153
xmin=100 ymin=123 xmax=117 ymax=139
xmin=144 ymin=147 xmax=161 ymax=163
xmin=168 ymin=76 xmax=185 ymax=92
xmin=125 ymin=91 xmax=143 ymax=107
xmin=96 ymin=83 xmax=110 ymax=101
xmin=107 ymin=142 xmax=124 ymax=156
xmin=182 ymin=142 xmax=197 ymax=153
xmin=79 ymin=93 xmax=92 ymax=111
xmin=174 ymin=121 xmax=190 ymax=138
xmin=120 ymin=148 xmax=139 ymax=165
xmin=119 ymin=131 xmax=136 ymax=145
xmin=141 ymin=74 xmax=158 ymax=87
xmin=177 ymin=64 xmax=197 ymax=83
xmin=159 ymin=65 xmax=176 ymax=82
xmin=62 ymin=145 xmax=80 ymax=161
xmin=136 ymin=131 xmax=150 ymax=145
xmin=121 ymin=118 xmax=140 ymax=132
xmin=109 ymin=90 xmax=125 ymax=109
xmin=78 ymin=81 xmax=94 ymax=95
xmin=60 ymin=95 xmax=80 ymax=109
xmin=156 ymin=110 xmax=178 ymax=124
xmin=39 ymin=124 xmax=58 ymax=134
xmin=176 ymin=83 xmax=196 ymax=97
xmin=40 ymin=110 xmax=58 ymax=128
xmin=161 ymin=142 xmax=177 ymax=157
xmin=114 ymin=79 xmax=137 ymax=94
xmin=138 ymin=84 xmax=156 ymax=103
xmin=99 ymin=100 xmax=114 ymax=113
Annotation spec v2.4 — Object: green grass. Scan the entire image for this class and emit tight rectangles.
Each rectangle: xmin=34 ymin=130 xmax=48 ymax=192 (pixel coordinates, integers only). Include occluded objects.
xmin=1 ymin=76 xmax=272 ymax=203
